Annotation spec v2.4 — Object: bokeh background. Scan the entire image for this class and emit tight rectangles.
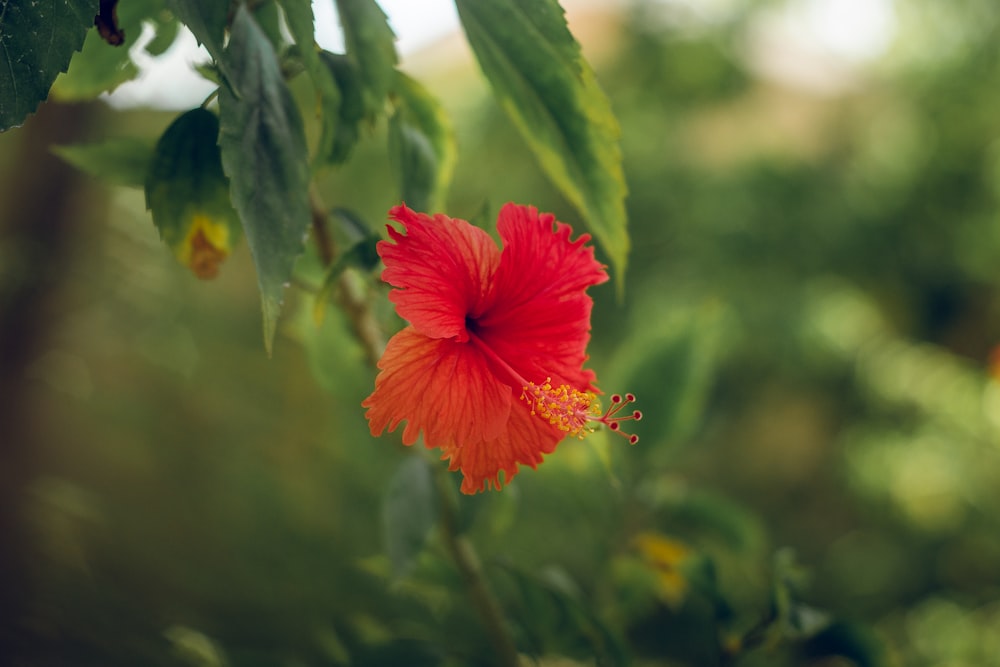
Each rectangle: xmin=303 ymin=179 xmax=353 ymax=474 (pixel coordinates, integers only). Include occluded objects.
xmin=2 ymin=0 xmax=1000 ymax=664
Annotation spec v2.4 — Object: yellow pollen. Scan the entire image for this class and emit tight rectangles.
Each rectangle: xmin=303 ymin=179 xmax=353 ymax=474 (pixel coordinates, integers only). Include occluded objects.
xmin=521 ymin=378 xmax=601 ymax=438
xmin=521 ymin=378 xmax=643 ymax=444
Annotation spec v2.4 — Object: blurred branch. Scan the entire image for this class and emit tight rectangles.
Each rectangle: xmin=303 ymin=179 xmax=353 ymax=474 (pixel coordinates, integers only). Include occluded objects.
xmin=436 ymin=470 xmax=520 ymax=667
xmin=308 ymin=191 xmax=385 ymax=367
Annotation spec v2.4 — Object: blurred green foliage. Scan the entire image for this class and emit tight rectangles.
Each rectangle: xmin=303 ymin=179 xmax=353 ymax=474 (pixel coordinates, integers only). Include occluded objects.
xmin=4 ymin=0 xmax=1000 ymax=665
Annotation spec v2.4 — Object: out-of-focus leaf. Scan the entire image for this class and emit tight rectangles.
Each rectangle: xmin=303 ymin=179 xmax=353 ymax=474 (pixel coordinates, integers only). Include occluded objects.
xmin=52 ymin=137 xmax=155 ymax=188
xmin=455 ymin=0 xmax=628 ymax=284
xmin=335 ymin=0 xmax=397 ymax=115
xmin=276 ymin=0 xmax=341 ymax=164
xmin=388 ymin=71 xmax=456 ymax=213
xmin=144 ymin=11 xmax=181 ymax=56
xmin=0 ymin=0 xmax=98 ymax=131
xmin=251 ymin=0 xmax=284 ymax=52
xmin=218 ymin=5 xmax=311 ymax=353
xmin=319 ymin=51 xmax=366 ymax=164
xmin=500 ymin=565 xmax=629 ymax=666
xmin=383 ymin=455 xmax=437 ymax=579
xmin=167 ymin=0 xmax=230 ymax=82
xmin=643 ymin=483 xmax=767 ymax=556
xmin=803 ymin=621 xmax=889 ymax=667
xmin=53 ymin=0 xmax=173 ymax=100
xmin=145 ymin=108 xmax=241 ymax=279
xmin=614 ymin=302 xmax=730 ymax=449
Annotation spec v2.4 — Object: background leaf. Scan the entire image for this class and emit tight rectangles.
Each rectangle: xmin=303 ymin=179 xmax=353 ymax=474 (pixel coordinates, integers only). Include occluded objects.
xmin=52 ymin=0 xmax=178 ymax=100
xmin=167 ymin=0 xmax=230 ymax=83
xmin=0 ymin=0 xmax=98 ymax=131
xmin=383 ymin=455 xmax=438 ymax=579
xmin=218 ymin=5 xmax=311 ymax=352
xmin=335 ymin=0 xmax=398 ymax=116
xmin=276 ymin=0 xmax=341 ymax=165
xmin=52 ymin=137 xmax=155 ymax=188
xmin=388 ymin=71 xmax=456 ymax=213
xmin=455 ymin=0 xmax=629 ymax=283
xmin=319 ymin=51 xmax=367 ymax=164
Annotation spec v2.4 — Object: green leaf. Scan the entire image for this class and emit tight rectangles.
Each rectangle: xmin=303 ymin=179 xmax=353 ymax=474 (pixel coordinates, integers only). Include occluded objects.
xmin=167 ymin=0 xmax=230 ymax=82
xmin=53 ymin=0 xmax=173 ymax=100
xmin=335 ymin=0 xmax=398 ymax=115
xmin=388 ymin=71 xmax=456 ymax=213
xmin=276 ymin=0 xmax=341 ymax=165
xmin=319 ymin=51 xmax=366 ymax=164
xmin=613 ymin=302 xmax=730 ymax=450
xmin=0 ymin=0 xmax=98 ymax=131
xmin=383 ymin=455 xmax=437 ymax=579
xmin=145 ymin=108 xmax=241 ymax=278
xmin=500 ymin=565 xmax=630 ymax=666
xmin=53 ymin=137 xmax=156 ymax=188
xmin=218 ymin=5 xmax=311 ymax=353
xmin=455 ymin=0 xmax=629 ymax=284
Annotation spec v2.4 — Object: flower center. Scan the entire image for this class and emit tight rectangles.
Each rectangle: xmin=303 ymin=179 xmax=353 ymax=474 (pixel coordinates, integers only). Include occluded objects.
xmin=521 ymin=378 xmax=642 ymax=444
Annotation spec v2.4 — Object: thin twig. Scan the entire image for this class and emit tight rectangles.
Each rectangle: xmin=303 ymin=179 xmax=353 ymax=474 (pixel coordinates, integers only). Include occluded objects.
xmin=308 ymin=191 xmax=385 ymax=367
xmin=436 ymin=470 xmax=521 ymax=667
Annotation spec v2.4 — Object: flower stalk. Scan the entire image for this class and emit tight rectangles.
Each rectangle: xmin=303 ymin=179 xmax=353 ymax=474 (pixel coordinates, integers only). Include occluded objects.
xmin=435 ymin=468 xmax=521 ymax=667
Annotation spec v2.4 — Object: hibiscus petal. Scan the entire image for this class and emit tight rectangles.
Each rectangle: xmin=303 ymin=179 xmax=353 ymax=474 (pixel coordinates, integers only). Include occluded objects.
xmin=441 ymin=398 xmax=564 ymax=494
xmin=379 ymin=205 xmax=500 ymax=341
xmin=362 ymin=327 xmax=511 ymax=448
xmin=476 ymin=203 xmax=608 ymax=389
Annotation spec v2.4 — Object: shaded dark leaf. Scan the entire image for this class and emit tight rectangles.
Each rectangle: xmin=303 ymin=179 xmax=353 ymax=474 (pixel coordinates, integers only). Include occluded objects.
xmin=0 ymin=0 xmax=98 ymax=131
xmin=218 ymin=5 xmax=311 ymax=352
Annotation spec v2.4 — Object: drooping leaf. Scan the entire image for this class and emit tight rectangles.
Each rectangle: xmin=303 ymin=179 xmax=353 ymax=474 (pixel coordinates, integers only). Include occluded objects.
xmin=0 ymin=0 xmax=99 ymax=131
xmin=145 ymin=108 xmax=241 ymax=279
xmin=319 ymin=51 xmax=366 ymax=164
xmin=276 ymin=0 xmax=341 ymax=165
xmin=54 ymin=0 xmax=179 ymax=99
xmin=383 ymin=455 xmax=438 ymax=579
xmin=335 ymin=0 xmax=397 ymax=115
xmin=455 ymin=0 xmax=629 ymax=283
xmin=166 ymin=0 xmax=230 ymax=82
xmin=53 ymin=137 xmax=156 ymax=188
xmin=218 ymin=5 xmax=311 ymax=353
xmin=388 ymin=71 xmax=456 ymax=213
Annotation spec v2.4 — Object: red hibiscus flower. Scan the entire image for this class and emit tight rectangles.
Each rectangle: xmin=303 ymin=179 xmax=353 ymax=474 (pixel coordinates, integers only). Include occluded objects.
xmin=363 ymin=203 xmax=640 ymax=493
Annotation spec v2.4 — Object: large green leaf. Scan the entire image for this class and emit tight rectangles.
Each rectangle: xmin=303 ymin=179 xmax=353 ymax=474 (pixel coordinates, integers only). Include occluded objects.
xmin=218 ymin=5 xmax=311 ymax=353
xmin=388 ymin=71 xmax=456 ymax=213
xmin=276 ymin=0 xmax=341 ymax=165
xmin=145 ymin=108 xmax=241 ymax=279
xmin=0 ymin=0 xmax=98 ymax=131
xmin=335 ymin=0 xmax=397 ymax=116
xmin=454 ymin=0 xmax=629 ymax=283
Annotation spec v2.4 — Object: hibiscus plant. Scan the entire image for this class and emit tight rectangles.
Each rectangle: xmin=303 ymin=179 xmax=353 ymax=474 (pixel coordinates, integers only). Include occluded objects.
xmin=0 ymin=1 xmax=872 ymax=665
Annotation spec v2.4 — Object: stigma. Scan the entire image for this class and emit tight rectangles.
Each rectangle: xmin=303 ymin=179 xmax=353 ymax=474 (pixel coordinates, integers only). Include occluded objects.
xmin=522 ymin=378 xmax=642 ymax=444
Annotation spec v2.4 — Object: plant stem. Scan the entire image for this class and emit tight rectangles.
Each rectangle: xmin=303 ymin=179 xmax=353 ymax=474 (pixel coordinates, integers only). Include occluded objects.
xmin=308 ymin=191 xmax=385 ymax=366
xmin=436 ymin=472 xmax=520 ymax=667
